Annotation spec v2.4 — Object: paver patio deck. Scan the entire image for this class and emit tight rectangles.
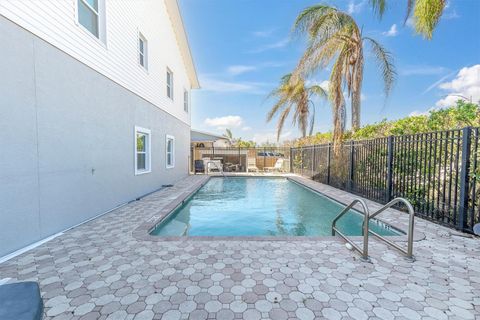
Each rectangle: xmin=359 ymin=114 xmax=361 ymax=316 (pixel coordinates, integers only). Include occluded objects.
xmin=0 ymin=174 xmax=478 ymax=320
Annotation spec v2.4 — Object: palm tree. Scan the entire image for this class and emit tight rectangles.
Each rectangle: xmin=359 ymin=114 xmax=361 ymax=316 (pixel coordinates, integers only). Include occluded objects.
xmin=267 ymin=73 xmax=327 ymax=140
xmin=293 ymin=5 xmax=396 ymax=147
xmin=223 ymin=128 xmax=235 ymax=144
xmin=370 ymin=0 xmax=446 ymax=39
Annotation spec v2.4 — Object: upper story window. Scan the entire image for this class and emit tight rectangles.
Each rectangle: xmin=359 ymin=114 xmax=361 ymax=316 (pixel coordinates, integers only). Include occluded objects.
xmin=78 ymin=0 xmax=100 ymax=38
xmin=184 ymin=90 xmax=189 ymax=113
xmin=167 ymin=69 xmax=174 ymax=99
xmin=166 ymin=135 xmax=175 ymax=168
xmin=138 ymin=33 xmax=148 ymax=69
xmin=135 ymin=126 xmax=151 ymax=175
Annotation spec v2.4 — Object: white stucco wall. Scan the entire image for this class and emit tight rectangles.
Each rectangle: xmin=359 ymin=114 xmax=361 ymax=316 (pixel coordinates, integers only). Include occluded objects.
xmin=0 ymin=15 xmax=191 ymax=257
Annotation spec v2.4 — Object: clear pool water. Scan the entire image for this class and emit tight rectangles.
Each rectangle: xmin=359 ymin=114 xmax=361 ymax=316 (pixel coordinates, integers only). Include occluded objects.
xmin=150 ymin=177 xmax=400 ymax=237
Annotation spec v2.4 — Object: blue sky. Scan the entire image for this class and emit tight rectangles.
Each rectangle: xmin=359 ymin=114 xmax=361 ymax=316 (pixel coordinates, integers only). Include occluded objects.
xmin=179 ymin=0 xmax=480 ymax=143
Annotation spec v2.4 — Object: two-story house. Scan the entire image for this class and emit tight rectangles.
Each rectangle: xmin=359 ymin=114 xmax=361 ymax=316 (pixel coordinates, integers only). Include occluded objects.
xmin=0 ymin=0 xmax=199 ymax=257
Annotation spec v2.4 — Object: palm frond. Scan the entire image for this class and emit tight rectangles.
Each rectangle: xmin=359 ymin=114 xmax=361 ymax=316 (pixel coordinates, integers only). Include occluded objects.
xmin=266 ymin=96 xmax=289 ymax=122
xmin=364 ymin=37 xmax=396 ymax=98
xmin=294 ymin=35 xmax=343 ymax=78
xmin=404 ymin=0 xmax=414 ymax=24
xmin=413 ymin=0 xmax=445 ymax=39
xmin=370 ymin=0 xmax=387 ymax=17
xmin=276 ymin=106 xmax=292 ymax=141
xmin=292 ymin=5 xmax=335 ymax=36
xmin=308 ymin=85 xmax=328 ymax=99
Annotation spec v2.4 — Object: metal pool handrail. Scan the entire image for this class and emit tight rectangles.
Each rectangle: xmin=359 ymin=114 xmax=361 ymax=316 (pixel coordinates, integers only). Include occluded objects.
xmin=368 ymin=197 xmax=415 ymax=261
xmin=331 ymin=199 xmax=370 ymax=261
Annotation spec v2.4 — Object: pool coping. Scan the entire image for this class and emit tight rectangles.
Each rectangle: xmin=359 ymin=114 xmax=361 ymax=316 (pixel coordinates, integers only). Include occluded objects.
xmin=132 ymin=174 xmax=426 ymax=243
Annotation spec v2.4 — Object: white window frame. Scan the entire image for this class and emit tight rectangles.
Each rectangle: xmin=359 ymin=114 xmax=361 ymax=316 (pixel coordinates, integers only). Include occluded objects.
xmin=183 ymin=89 xmax=189 ymax=113
xmin=75 ymin=0 xmax=106 ymax=43
xmin=135 ymin=126 xmax=152 ymax=175
xmin=167 ymin=68 xmax=174 ymax=100
xmin=138 ymin=32 xmax=148 ymax=70
xmin=166 ymin=135 xmax=175 ymax=169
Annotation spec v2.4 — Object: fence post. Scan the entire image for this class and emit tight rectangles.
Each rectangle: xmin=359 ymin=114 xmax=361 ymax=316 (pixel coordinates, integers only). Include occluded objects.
xmin=458 ymin=126 xmax=472 ymax=231
xmin=348 ymin=141 xmax=355 ymax=191
xmin=312 ymin=145 xmax=316 ymax=179
xmin=386 ymin=136 xmax=394 ymax=202
xmin=327 ymin=143 xmax=331 ymax=185
xmin=263 ymin=147 xmax=266 ymax=170
xmin=290 ymin=148 xmax=293 ymax=173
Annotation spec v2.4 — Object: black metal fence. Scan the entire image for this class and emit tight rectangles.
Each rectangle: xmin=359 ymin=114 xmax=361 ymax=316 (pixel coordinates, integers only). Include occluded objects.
xmin=291 ymin=127 xmax=480 ymax=234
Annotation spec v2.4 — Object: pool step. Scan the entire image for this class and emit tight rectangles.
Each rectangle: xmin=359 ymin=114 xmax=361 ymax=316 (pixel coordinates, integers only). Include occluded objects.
xmin=157 ymin=220 xmax=188 ymax=236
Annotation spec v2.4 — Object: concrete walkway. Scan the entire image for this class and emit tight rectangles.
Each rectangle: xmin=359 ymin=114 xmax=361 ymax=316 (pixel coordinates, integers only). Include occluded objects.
xmin=0 ymin=175 xmax=478 ymax=319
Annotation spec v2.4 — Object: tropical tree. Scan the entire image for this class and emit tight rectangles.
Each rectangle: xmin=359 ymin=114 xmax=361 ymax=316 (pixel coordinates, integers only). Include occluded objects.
xmin=236 ymin=139 xmax=257 ymax=148
xmin=293 ymin=4 xmax=396 ymax=147
xmin=370 ymin=0 xmax=446 ymax=39
xmin=267 ymin=73 xmax=327 ymax=140
xmin=222 ymin=128 xmax=235 ymax=144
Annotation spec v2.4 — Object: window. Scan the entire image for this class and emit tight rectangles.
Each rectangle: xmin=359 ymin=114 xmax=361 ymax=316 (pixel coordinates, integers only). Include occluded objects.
xmin=167 ymin=69 xmax=173 ymax=99
xmin=138 ymin=33 xmax=148 ymax=69
xmin=184 ymin=89 xmax=189 ymax=112
xmin=166 ymin=135 xmax=175 ymax=168
xmin=78 ymin=0 xmax=100 ymax=38
xmin=135 ymin=127 xmax=151 ymax=175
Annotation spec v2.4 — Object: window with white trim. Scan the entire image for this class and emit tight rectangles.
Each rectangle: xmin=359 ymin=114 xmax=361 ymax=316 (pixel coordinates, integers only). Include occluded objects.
xmin=184 ymin=89 xmax=189 ymax=113
xmin=135 ymin=127 xmax=151 ymax=175
xmin=166 ymin=135 xmax=175 ymax=168
xmin=167 ymin=69 xmax=173 ymax=99
xmin=77 ymin=0 xmax=101 ymax=38
xmin=138 ymin=33 xmax=148 ymax=69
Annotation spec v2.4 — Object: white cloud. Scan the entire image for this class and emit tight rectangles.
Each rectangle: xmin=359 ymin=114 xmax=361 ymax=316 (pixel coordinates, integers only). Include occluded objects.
xmin=347 ymin=0 xmax=366 ymax=14
xmin=227 ymin=65 xmax=256 ymax=76
xmin=306 ymin=79 xmax=330 ymax=91
xmin=252 ymin=131 xmax=292 ymax=143
xmin=406 ymin=17 xmax=415 ymax=29
xmin=252 ymin=29 xmax=275 ymax=38
xmin=249 ymin=38 xmax=289 ymax=53
xmin=443 ymin=10 xmax=460 ymax=20
xmin=409 ymin=110 xmax=430 ymax=117
xmin=422 ymin=71 xmax=457 ymax=94
xmin=241 ymin=126 xmax=252 ymax=131
xmin=436 ymin=65 xmax=480 ymax=107
xmin=382 ymin=24 xmax=398 ymax=37
xmin=199 ymin=74 xmax=268 ymax=94
xmin=204 ymin=116 xmax=244 ymax=129
xmin=400 ymin=65 xmax=448 ymax=76
xmin=319 ymin=80 xmax=330 ymax=91
xmin=443 ymin=2 xmax=460 ymax=20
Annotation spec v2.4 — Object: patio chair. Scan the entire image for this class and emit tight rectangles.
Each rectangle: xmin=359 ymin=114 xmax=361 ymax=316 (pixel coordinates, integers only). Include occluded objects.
xmin=207 ymin=159 xmax=223 ymax=173
xmin=194 ymin=160 xmax=205 ymax=174
xmin=224 ymin=162 xmax=239 ymax=172
xmin=265 ymin=158 xmax=284 ymax=172
xmin=247 ymin=157 xmax=259 ymax=172
xmin=0 ymin=281 xmax=43 ymax=320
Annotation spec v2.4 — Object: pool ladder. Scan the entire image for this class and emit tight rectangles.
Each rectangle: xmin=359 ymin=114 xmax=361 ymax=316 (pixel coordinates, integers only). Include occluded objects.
xmin=331 ymin=198 xmax=415 ymax=262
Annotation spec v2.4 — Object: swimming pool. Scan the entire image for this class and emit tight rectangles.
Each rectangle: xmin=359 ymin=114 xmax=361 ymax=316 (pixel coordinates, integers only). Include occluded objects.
xmin=150 ymin=177 xmax=401 ymax=237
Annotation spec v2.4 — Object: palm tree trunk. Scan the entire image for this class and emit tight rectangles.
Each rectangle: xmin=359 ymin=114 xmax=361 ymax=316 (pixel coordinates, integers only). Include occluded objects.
xmin=351 ymin=40 xmax=364 ymax=131
xmin=300 ymin=92 xmax=309 ymax=137
xmin=332 ymin=96 xmax=346 ymax=154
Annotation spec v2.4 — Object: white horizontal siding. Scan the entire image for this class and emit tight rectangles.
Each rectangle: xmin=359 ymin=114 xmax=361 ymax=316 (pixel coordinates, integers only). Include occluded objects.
xmin=0 ymin=0 xmax=192 ymax=125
